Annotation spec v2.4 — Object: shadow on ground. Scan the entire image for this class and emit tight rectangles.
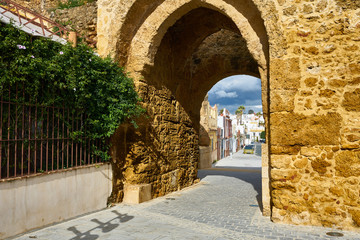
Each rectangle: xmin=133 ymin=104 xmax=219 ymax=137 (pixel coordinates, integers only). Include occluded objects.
xmin=67 ymin=210 xmax=134 ymax=240
xmin=198 ymin=168 xmax=263 ymax=213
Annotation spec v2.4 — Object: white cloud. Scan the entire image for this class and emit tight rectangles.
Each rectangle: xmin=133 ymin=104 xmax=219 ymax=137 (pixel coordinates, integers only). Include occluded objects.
xmin=208 ymin=75 xmax=263 ymax=114
xmin=209 ymin=75 xmax=261 ymax=93
xmin=214 ymin=90 xmax=238 ymax=98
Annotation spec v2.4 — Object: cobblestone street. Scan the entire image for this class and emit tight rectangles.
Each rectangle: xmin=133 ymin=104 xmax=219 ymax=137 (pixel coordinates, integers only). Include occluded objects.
xmin=13 ymin=152 xmax=360 ymax=240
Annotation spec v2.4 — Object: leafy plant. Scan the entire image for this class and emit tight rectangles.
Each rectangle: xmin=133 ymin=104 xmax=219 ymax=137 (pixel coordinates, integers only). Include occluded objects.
xmin=235 ymin=105 xmax=245 ymax=115
xmin=56 ymin=0 xmax=95 ymax=9
xmin=0 ymin=23 xmax=144 ymax=161
xmin=260 ymin=131 xmax=266 ymax=139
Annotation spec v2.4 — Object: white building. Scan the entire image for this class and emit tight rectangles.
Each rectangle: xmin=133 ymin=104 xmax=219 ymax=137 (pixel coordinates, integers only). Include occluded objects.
xmin=241 ymin=113 xmax=265 ymax=144
xmin=217 ymin=111 xmax=265 ymax=157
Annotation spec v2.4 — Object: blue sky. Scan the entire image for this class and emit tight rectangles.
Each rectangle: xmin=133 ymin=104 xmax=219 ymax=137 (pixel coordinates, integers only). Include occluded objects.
xmin=208 ymin=75 xmax=262 ymax=114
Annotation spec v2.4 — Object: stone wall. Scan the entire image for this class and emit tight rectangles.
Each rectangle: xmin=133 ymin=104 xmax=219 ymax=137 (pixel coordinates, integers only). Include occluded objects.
xmin=0 ymin=164 xmax=112 ymax=239
xmin=108 ymin=83 xmax=199 ymax=202
xmin=268 ymin=0 xmax=360 ymax=229
xmin=51 ymin=2 xmax=98 ymax=47
xmin=97 ymin=0 xmax=360 ymax=231
xmin=10 ymin=0 xmax=58 ymax=13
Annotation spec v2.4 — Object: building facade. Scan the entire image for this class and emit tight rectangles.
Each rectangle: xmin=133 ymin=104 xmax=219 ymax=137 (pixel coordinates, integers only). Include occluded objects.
xmin=199 ymin=95 xmax=218 ymax=168
xmin=217 ymin=109 xmax=233 ymax=159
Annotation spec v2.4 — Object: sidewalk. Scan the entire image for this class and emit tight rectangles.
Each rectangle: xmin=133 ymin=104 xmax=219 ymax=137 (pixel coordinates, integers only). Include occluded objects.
xmin=12 ymin=154 xmax=360 ymax=240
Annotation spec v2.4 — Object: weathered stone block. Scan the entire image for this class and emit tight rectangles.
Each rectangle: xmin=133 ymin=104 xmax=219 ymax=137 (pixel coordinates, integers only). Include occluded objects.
xmin=300 ymin=147 xmax=322 ymax=157
xmin=335 ymin=151 xmax=360 ymax=177
xmin=346 ymin=134 xmax=360 ymax=142
xmin=303 ymin=46 xmax=319 ymax=55
xmin=290 ymin=211 xmax=311 ymax=225
xmin=262 ymin=177 xmax=271 ymax=217
xmin=328 ymin=79 xmax=347 ymax=88
xmin=350 ymin=77 xmax=360 ymax=85
xmin=342 ymin=88 xmax=360 ymax=111
xmin=302 ymin=4 xmax=313 ymax=14
xmin=304 ymin=77 xmax=318 ymax=87
xmin=294 ymin=158 xmax=308 ymax=169
xmin=270 ymin=90 xmax=296 ymax=112
xmin=270 ymin=112 xmax=342 ymax=146
xmin=319 ymin=89 xmax=336 ymax=98
xmin=270 ymin=145 xmax=300 ymax=155
xmin=311 ymin=158 xmax=331 ymax=175
xmin=271 ymin=169 xmax=301 ymax=185
xmin=270 ymin=58 xmax=300 ymax=90
xmin=316 ymin=0 xmax=328 ymax=12
xmin=123 ymin=184 xmax=152 ymax=204
xmin=271 ymin=155 xmax=292 ymax=169
xmin=349 ymin=209 xmax=360 ymax=227
xmin=329 ymin=186 xmax=344 ymax=197
xmin=199 ymin=146 xmax=212 ymax=169
xmin=261 ymin=144 xmax=269 ymax=167
xmin=283 ymin=5 xmax=297 ymax=16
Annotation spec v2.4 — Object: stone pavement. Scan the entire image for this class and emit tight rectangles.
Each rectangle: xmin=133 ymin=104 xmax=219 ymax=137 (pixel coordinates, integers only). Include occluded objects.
xmin=213 ymin=150 xmax=261 ymax=169
xmin=12 ymin=153 xmax=360 ymax=240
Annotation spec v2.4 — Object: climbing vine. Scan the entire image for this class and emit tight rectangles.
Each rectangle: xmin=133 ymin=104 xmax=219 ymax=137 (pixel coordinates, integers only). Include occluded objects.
xmin=0 ymin=23 xmax=143 ymax=161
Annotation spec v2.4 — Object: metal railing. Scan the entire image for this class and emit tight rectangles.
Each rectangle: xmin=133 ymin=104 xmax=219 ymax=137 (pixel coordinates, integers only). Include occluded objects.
xmin=0 ymin=85 xmax=105 ymax=181
xmin=0 ymin=0 xmax=70 ymax=38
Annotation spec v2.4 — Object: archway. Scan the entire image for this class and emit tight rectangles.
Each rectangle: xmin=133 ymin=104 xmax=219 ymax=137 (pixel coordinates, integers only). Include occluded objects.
xmin=200 ymin=74 xmax=264 ymax=166
xmin=105 ymin=0 xmax=270 ymax=210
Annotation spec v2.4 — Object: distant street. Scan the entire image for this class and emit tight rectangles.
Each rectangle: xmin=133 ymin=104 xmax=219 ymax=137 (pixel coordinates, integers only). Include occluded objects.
xmin=213 ymin=145 xmax=262 ymax=169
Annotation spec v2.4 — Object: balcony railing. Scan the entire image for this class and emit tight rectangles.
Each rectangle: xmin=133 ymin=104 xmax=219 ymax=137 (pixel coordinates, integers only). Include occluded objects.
xmin=0 ymin=0 xmax=76 ymax=43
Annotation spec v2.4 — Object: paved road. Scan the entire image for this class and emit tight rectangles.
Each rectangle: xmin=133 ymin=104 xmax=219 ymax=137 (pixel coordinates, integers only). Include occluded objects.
xmin=254 ymin=143 xmax=262 ymax=156
xmin=213 ymin=150 xmax=261 ymax=169
xmin=12 ymin=154 xmax=360 ymax=240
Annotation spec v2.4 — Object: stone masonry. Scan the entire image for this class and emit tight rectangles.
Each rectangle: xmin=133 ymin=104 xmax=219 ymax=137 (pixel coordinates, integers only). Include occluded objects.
xmin=96 ymin=0 xmax=360 ymax=231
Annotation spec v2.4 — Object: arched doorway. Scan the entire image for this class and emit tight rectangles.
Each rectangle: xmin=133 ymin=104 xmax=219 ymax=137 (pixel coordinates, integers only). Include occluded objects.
xmin=104 ymin=0 xmax=271 ymax=212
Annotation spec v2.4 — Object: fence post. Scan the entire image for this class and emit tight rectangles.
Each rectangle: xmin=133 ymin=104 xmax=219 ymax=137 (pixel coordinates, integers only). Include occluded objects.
xmin=69 ymin=31 xmax=77 ymax=47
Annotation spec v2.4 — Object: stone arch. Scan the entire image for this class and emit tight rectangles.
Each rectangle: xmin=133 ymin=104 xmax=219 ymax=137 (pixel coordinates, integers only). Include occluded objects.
xmin=114 ymin=0 xmax=166 ymax=66
xmin=147 ymin=23 xmax=262 ymax=129
xmin=103 ymin=0 xmax=276 ymax=206
xmin=184 ymin=29 xmax=261 ymax=107
xmin=126 ymin=0 xmax=271 ymax=73
xmin=122 ymin=0 xmax=278 ymax=131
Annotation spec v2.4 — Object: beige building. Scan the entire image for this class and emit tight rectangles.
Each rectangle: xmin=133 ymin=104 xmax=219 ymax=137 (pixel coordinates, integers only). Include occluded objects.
xmin=199 ymin=95 xmax=218 ymax=168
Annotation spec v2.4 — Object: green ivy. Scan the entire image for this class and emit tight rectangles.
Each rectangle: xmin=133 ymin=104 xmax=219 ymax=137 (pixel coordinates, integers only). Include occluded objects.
xmin=0 ymin=23 xmax=144 ymax=161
